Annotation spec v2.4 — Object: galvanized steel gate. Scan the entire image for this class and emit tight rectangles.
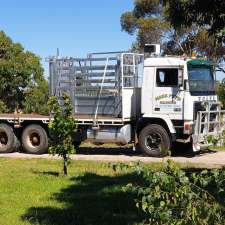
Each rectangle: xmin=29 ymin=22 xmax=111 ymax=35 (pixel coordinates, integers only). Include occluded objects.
xmin=49 ymin=52 xmax=143 ymax=123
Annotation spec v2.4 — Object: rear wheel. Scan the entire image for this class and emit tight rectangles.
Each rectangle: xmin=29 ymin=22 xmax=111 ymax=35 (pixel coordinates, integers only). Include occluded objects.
xmin=138 ymin=124 xmax=171 ymax=157
xmin=22 ymin=124 xmax=48 ymax=154
xmin=0 ymin=124 xmax=17 ymax=153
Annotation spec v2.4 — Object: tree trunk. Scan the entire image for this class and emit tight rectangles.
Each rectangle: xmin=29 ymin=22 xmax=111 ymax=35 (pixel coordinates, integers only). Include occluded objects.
xmin=63 ymin=157 xmax=68 ymax=175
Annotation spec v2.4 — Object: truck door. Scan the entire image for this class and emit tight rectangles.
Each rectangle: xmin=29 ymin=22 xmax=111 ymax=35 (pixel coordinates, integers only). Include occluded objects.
xmin=153 ymin=68 xmax=183 ymax=119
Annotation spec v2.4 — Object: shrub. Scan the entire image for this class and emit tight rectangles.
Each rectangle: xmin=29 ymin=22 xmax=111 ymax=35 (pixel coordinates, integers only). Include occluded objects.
xmin=114 ymin=161 xmax=225 ymax=225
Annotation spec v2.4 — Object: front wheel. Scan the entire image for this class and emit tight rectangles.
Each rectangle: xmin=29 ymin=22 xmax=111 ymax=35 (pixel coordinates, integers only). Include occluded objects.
xmin=138 ymin=124 xmax=171 ymax=157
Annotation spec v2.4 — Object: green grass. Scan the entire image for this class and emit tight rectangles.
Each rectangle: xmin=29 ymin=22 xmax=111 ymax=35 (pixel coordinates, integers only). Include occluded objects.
xmin=209 ymin=145 xmax=225 ymax=151
xmin=0 ymin=158 xmax=221 ymax=225
xmin=0 ymin=158 xmax=147 ymax=225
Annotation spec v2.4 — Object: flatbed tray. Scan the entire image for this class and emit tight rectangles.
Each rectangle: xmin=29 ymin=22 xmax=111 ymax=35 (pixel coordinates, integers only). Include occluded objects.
xmin=0 ymin=113 xmax=124 ymax=126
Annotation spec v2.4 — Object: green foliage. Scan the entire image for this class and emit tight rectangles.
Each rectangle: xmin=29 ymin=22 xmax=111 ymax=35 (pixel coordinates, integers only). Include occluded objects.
xmin=48 ymin=93 xmax=77 ymax=175
xmin=120 ymin=0 xmax=224 ymax=61
xmin=120 ymin=12 xmax=137 ymax=34
xmin=0 ymin=100 xmax=8 ymax=113
xmin=217 ymin=82 xmax=225 ymax=109
xmin=191 ymin=168 xmax=225 ymax=207
xmin=193 ymin=29 xmax=224 ymax=62
xmin=164 ymin=0 xmax=225 ymax=43
xmin=0 ymin=31 xmax=44 ymax=112
xmin=120 ymin=0 xmax=168 ymax=50
xmin=134 ymin=0 xmax=161 ymax=18
xmin=164 ymin=0 xmax=225 ymax=61
xmin=207 ymin=135 xmax=220 ymax=146
xmin=24 ymin=78 xmax=49 ymax=115
xmin=119 ymin=160 xmax=225 ymax=225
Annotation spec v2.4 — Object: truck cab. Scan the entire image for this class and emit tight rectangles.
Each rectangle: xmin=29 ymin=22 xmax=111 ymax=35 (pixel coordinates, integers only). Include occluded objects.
xmin=138 ymin=52 xmax=224 ymax=156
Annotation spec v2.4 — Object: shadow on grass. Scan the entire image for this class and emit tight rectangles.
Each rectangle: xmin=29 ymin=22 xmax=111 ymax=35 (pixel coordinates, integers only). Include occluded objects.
xmin=31 ymin=170 xmax=60 ymax=177
xmin=22 ymin=172 xmax=143 ymax=225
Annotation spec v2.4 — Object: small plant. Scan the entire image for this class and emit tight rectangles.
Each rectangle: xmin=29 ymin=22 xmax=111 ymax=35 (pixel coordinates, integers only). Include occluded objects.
xmin=207 ymin=135 xmax=220 ymax=146
xmin=48 ymin=93 xmax=77 ymax=175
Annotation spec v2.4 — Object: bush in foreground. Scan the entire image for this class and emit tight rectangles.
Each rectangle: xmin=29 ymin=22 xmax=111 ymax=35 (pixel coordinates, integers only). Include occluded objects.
xmin=112 ymin=161 xmax=225 ymax=225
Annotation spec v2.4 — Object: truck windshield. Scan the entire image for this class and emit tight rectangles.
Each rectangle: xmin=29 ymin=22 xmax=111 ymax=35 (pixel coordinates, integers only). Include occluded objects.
xmin=188 ymin=66 xmax=215 ymax=95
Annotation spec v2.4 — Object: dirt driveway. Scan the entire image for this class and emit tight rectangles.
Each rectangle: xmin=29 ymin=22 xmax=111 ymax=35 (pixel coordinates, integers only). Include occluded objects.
xmin=0 ymin=147 xmax=225 ymax=168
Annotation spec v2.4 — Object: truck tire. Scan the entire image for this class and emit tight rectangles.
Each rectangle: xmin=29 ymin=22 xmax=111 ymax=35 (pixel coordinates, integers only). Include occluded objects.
xmin=138 ymin=124 xmax=171 ymax=157
xmin=22 ymin=124 xmax=48 ymax=154
xmin=0 ymin=124 xmax=17 ymax=153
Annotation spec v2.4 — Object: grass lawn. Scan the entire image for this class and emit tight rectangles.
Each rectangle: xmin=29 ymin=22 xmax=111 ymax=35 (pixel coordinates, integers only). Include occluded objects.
xmin=0 ymin=158 xmax=148 ymax=225
xmin=0 ymin=157 xmax=222 ymax=225
xmin=209 ymin=146 xmax=225 ymax=151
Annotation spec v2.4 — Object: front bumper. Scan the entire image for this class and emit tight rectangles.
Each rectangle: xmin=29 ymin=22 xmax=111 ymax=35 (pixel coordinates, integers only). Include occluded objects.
xmin=191 ymin=134 xmax=213 ymax=152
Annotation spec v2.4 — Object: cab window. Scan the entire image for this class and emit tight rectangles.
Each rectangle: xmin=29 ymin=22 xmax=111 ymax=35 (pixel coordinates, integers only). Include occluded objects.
xmin=156 ymin=68 xmax=178 ymax=87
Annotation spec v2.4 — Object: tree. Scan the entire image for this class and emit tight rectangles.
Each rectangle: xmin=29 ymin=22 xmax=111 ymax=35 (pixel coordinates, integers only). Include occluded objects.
xmin=120 ymin=0 xmax=169 ymax=50
xmin=164 ymin=0 xmax=225 ymax=63
xmin=48 ymin=93 xmax=77 ymax=175
xmin=164 ymin=0 xmax=225 ymax=43
xmin=120 ymin=0 xmax=224 ymax=61
xmin=0 ymin=31 xmax=44 ymax=112
xmin=24 ymin=78 xmax=49 ymax=115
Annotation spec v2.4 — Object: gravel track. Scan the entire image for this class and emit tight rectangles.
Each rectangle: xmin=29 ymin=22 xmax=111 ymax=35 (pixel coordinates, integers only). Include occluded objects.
xmin=0 ymin=148 xmax=225 ymax=168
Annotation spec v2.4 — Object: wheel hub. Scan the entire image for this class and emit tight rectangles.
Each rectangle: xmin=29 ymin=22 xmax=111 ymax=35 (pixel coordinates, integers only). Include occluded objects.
xmin=0 ymin=132 xmax=8 ymax=146
xmin=145 ymin=133 xmax=162 ymax=151
xmin=29 ymin=133 xmax=40 ymax=146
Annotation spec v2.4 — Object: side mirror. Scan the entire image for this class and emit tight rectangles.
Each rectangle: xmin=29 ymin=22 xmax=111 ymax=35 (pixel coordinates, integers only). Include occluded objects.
xmin=178 ymin=69 xmax=183 ymax=87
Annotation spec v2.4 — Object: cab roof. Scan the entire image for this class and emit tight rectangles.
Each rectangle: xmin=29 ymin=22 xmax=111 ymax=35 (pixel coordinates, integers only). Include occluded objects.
xmin=144 ymin=57 xmax=211 ymax=67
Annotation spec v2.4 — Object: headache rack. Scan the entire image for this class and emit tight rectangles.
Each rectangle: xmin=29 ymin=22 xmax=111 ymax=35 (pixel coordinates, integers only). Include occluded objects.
xmin=49 ymin=52 xmax=144 ymax=126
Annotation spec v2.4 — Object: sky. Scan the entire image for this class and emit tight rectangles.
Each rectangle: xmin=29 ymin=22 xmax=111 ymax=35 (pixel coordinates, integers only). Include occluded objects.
xmin=0 ymin=0 xmax=135 ymax=77
xmin=0 ymin=0 xmax=224 ymax=80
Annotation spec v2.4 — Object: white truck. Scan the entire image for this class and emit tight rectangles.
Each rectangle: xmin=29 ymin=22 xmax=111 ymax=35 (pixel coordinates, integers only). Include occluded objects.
xmin=0 ymin=45 xmax=224 ymax=156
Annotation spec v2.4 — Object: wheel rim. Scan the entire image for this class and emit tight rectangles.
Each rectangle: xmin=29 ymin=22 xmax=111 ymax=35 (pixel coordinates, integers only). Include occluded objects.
xmin=0 ymin=132 xmax=8 ymax=146
xmin=145 ymin=133 xmax=162 ymax=152
xmin=28 ymin=132 xmax=41 ymax=147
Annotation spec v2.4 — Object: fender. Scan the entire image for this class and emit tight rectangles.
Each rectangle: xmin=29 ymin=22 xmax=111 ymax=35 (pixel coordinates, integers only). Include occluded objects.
xmin=142 ymin=114 xmax=176 ymax=134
